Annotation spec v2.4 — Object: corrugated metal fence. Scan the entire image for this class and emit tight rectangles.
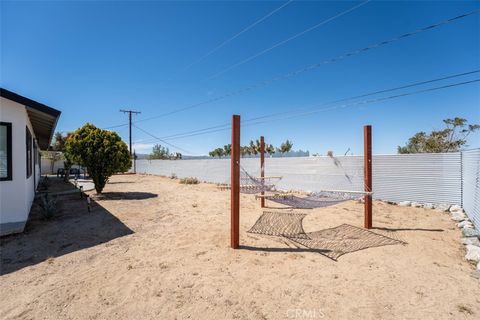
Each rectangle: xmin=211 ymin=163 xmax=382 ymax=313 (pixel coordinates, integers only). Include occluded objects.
xmin=462 ymin=149 xmax=480 ymax=229
xmin=134 ymin=149 xmax=480 ymax=229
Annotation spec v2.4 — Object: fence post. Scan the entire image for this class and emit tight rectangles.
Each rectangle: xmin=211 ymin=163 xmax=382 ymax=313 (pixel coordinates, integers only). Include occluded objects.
xmin=260 ymin=136 xmax=265 ymax=208
xmin=231 ymin=115 xmax=240 ymax=249
xmin=364 ymin=125 xmax=372 ymax=229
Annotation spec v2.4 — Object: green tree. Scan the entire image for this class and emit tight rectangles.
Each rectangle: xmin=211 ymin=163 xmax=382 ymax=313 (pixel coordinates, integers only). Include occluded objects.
xmin=279 ymin=140 xmax=293 ymax=155
xmin=50 ymin=131 xmax=68 ymax=151
xmin=265 ymin=143 xmax=275 ymax=155
xmin=65 ymin=123 xmax=131 ymax=194
xmin=398 ymin=117 xmax=480 ymax=154
xmin=223 ymin=144 xmax=231 ymax=156
xmin=240 ymin=146 xmax=251 ymax=157
xmin=208 ymin=148 xmax=224 ymax=158
xmin=149 ymin=144 xmax=170 ymax=160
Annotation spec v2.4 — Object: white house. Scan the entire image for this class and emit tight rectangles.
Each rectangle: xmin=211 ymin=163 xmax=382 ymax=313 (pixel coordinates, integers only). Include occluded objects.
xmin=0 ymin=88 xmax=61 ymax=236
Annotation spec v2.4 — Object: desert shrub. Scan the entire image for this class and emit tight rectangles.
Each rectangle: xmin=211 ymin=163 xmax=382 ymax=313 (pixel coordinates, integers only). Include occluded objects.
xmin=40 ymin=193 xmax=58 ymax=219
xmin=38 ymin=176 xmax=50 ymax=191
xmin=179 ymin=177 xmax=199 ymax=185
xmin=65 ymin=123 xmax=131 ymax=194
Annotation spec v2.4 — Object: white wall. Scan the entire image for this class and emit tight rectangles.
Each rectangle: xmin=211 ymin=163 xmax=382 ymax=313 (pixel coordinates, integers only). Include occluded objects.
xmin=41 ymin=158 xmax=65 ymax=175
xmin=0 ymin=97 xmax=37 ymax=235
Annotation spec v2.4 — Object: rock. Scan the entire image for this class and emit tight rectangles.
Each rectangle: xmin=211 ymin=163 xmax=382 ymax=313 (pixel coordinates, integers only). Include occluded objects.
xmin=465 ymin=245 xmax=480 ymax=262
xmin=436 ymin=204 xmax=451 ymax=212
xmin=449 ymin=205 xmax=463 ymax=212
xmin=472 ymin=270 xmax=480 ymax=279
xmin=478 ymin=262 xmax=480 ymax=271
xmin=463 ymin=225 xmax=475 ymax=232
xmin=458 ymin=220 xmax=473 ymax=228
xmin=463 ymin=228 xmax=480 ymax=238
xmin=411 ymin=202 xmax=422 ymax=208
xmin=451 ymin=212 xmax=467 ymax=222
xmin=462 ymin=237 xmax=480 ymax=246
xmin=398 ymin=201 xmax=411 ymax=207
xmin=423 ymin=203 xmax=435 ymax=209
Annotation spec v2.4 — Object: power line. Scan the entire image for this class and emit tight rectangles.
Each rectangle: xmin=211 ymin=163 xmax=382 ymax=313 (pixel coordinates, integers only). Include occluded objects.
xmin=184 ymin=0 xmax=295 ymax=70
xmin=104 ymin=123 xmax=129 ymax=130
xmin=244 ymin=79 xmax=480 ymax=127
xmin=133 ymin=124 xmax=195 ymax=155
xmin=206 ymin=0 xmax=371 ymax=80
xmin=137 ymin=69 xmax=479 ymax=141
xmin=158 ymin=77 xmax=480 ymax=141
xmin=121 ymin=9 xmax=478 ymax=126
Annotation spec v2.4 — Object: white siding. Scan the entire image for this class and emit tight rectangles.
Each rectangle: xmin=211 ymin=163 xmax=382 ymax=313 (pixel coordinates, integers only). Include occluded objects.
xmin=0 ymin=97 xmax=37 ymax=234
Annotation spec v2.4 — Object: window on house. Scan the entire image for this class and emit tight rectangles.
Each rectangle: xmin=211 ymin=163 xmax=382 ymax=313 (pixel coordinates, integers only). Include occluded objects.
xmin=0 ymin=122 xmax=12 ymax=181
xmin=34 ymin=140 xmax=38 ymax=165
xmin=26 ymin=127 xmax=32 ymax=178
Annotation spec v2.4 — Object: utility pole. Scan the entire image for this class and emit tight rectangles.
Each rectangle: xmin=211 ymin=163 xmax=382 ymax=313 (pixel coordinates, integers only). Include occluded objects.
xmin=120 ymin=109 xmax=141 ymax=156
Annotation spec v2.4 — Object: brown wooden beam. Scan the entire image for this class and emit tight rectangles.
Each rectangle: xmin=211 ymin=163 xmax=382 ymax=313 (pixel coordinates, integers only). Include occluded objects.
xmin=364 ymin=125 xmax=373 ymax=229
xmin=231 ymin=115 xmax=241 ymax=249
xmin=260 ymin=136 xmax=265 ymax=208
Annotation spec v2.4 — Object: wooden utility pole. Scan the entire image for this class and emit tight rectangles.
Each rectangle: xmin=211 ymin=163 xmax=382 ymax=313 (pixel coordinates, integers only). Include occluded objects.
xmin=260 ymin=136 xmax=265 ymax=208
xmin=120 ymin=109 xmax=141 ymax=156
xmin=231 ymin=115 xmax=241 ymax=249
xmin=364 ymin=125 xmax=372 ymax=229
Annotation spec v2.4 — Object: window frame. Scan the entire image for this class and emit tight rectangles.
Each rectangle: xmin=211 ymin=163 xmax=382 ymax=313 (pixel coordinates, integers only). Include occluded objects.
xmin=0 ymin=122 xmax=13 ymax=181
xmin=26 ymin=126 xmax=32 ymax=178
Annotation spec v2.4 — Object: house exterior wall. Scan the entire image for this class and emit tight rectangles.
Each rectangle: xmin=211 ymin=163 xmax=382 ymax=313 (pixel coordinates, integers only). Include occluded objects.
xmin=0 ymin=97 xmax=37 ymax=235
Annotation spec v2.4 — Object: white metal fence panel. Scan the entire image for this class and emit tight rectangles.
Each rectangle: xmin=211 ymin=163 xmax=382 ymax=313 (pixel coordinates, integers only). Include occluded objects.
xmin=136 ymin=156 xmax=365 ymax=192
xmin=462 ymin=149 xmax=480 ymax=229
xmin=137 ymin=153 xmax=464 ymax=206
xmin=372 ymin=153 xmax=462 ymax=205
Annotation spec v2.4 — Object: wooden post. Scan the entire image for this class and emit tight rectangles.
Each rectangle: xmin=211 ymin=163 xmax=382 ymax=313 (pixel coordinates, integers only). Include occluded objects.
xmin=364 ymin=125 xmax=372 ymax=229
xmin=231 ymin=115 xmax=241 ymax=249
xmin=260 ymin=136 xmax=265 ymax=208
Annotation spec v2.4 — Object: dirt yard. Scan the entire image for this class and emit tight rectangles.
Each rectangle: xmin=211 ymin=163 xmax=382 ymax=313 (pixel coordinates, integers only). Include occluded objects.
xmin=1 ymin=174 xmax=479 ymax=319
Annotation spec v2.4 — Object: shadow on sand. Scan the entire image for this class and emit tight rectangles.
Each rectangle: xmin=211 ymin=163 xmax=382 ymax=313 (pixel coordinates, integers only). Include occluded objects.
xmin=0 ymin=183 xmax=134 ymax=276
xmin=239 ymin=245 xmax=331 ymax=254
xmin=372 ymin=227 xmax=444 ymax=232
xmin=93 ymin=192 xmax=158 ymax=200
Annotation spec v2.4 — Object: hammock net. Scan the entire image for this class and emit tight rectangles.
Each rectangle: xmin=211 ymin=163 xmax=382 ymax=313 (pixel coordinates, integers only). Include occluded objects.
xmin=248 ymin=211 xmax=404 ymax=260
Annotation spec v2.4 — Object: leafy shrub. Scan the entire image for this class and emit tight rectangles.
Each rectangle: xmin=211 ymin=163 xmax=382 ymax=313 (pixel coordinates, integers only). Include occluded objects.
xmin=179 ymin=177 xmax=199 ymax=185
xmin=65 ymin=123 xmax=131 ymax=194
xmin=40 ymin=193 xmax=58 ymax=220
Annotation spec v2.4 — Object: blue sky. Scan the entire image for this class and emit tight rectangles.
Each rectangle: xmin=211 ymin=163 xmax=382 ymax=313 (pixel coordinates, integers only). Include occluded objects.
xmin=1 ymin=0 xmax=479 ymax=156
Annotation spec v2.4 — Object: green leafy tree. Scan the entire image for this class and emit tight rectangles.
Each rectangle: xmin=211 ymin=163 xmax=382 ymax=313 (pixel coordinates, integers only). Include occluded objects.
xmin=149 ymin=144 xmax=171 ymax=160
xmin=208 ymin=148 xmax=225 ymax=158
xmin=50 ymin=131 xmax=68 ymax=151
xmin=398 ymin=117 xmax=480 ymax=154
xmin=279 ymin=140 xmax=293 ymax=155
xmin=223 ymin=144 xmax=231 ymax=156
xmin=265 ymin=143 xmax=275 ymax=155
xmin=65 ymin=123 xmax=131 ymax=194
xmin=240 ymin=146 xmax=251 ymax=157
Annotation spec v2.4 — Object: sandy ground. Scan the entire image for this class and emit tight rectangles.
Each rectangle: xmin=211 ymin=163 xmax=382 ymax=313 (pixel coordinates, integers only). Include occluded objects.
xmin=1 ymin=174 xmax=479 ymax=320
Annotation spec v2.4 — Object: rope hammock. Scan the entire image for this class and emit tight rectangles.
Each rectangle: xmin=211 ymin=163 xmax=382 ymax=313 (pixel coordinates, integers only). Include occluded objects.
xmin=220 ymin=154 xmax=371 ymax=208
xmin=248 ymin=211 xmax=404 ymax=260
xmin=260 ymin=190 xmax=368 ymax=209
xmin=218 ymin=165 xmax=281 ymax=194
